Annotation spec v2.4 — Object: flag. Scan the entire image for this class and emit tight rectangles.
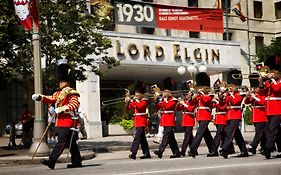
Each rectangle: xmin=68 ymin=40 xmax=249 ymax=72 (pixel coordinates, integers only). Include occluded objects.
xmin=214 ymin=0 xmax=222 ymax=9
xmin=14 ymin=0 xmax=33 ymax=30
xmin=232 ymin=2 xmax=246 ymax=22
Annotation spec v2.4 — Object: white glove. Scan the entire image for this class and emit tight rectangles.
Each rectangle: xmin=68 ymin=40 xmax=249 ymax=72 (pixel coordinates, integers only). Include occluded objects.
xmin=55 ymin=106 xmax=68 ymax=114
xmin=32 ymin=94 xmax=41 ymax=101
xmin=49 ymin=106 xmax=55 ymax=115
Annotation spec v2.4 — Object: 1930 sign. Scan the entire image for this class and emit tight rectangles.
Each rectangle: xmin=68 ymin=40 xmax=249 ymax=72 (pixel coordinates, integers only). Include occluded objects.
xmin=113 ymin=0 xmax=224 ymax=33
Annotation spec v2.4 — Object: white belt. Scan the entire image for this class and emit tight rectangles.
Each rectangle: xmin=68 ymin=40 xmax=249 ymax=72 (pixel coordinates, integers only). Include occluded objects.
xmin=197 ymin=107 xmax=211 ymax=110
xmin=227 ymin=106 xmax=241 ymax=109
xmin=215 ymin=112 xmax=226 ymax=115
xmin=182 ymin=112 xmax=194 ymax=115
xmin=252 ymin=106 xmax=265 ymax=109
xmin=265 ymin=97 xmax=281 ymax=101
xmin=162 ymin=111 xmax=174 ymax=114
xmin=134 ymin=113 xmax=147 ymax=116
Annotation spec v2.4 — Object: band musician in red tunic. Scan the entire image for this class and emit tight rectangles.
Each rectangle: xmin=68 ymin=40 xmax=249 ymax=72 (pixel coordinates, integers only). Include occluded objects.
xmin=126 ymin=81 xmax=151 ymax=160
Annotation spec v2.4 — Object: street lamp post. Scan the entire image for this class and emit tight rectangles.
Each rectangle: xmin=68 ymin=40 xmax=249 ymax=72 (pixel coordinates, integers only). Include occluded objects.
xmin=29 ymin=0 xmax=49 ymax=156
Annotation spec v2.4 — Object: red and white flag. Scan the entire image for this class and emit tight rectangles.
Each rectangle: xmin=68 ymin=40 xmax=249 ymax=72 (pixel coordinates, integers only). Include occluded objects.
xmin=14 ymin=0 xmax=40 ymax=30
xmin=14 ymin=0 xmax=33 ymax=30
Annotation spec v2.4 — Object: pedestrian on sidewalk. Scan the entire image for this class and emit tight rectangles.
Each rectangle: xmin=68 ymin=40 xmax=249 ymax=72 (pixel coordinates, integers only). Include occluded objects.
xmin=20 ymin=103 xmax=33 ymax=148
xmin=47 ymin=104 xmax=57 ymax=144
xmin=32 ymin=59 xmax=82 ymax=170
xmin=77 ymin=103 xmax=88 ymax=140
xmin=125 ymin=81 xmax=151 ymax=160
xmin=153 ymin=77 xmax=181 ymax=159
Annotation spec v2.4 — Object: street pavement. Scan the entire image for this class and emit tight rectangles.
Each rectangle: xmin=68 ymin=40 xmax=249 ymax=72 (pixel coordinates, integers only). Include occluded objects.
xmin=0 ymin=131 xmax=281 ymax=174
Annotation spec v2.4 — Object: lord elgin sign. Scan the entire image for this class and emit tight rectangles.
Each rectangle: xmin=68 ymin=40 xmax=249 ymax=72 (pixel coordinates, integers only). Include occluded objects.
xmin=115 ymin=39 xmax=220 ymax=64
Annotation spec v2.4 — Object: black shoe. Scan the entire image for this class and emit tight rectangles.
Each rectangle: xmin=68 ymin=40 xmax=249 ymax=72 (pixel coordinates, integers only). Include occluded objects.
xmin=188 ymin=150 xmax=196 ymax=158
xmin=129 ymin=154 xmax=136 ymax=160
xmin=181 ymin=152 xmax=186 ymax=157
xmin=67 ymin=163 xmax=82 ymax=168
xmin=41 ymin=159 xmax=55 ymax=170
xmin=247 ymin=147 xmax=256 ymax=154
xmin=220 ymin=150 xmax=228 ymax=159
xmin=207 ymin=152 xmax=219 ymax=157
xmin=140 ymin=154 xmax=151 ymax=159
xmin=170 ymin=153 xmax=181 ymax=158
xmin=237 ymin=152 xmax=249 ymax=157
xmin=264 ymin=150 xmax=271 ymax=159
xmin=276 ymin=154 xmax=281 ymax=158
xmin=154 ymin=150 xmax=162 ymax=159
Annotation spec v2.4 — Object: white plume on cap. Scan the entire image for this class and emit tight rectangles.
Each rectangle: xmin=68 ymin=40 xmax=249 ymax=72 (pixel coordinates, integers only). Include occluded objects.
xmin=58 ymin=58 xmax=68 ymax=65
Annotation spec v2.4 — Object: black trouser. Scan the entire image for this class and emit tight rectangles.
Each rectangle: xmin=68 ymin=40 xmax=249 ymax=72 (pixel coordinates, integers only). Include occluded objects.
xmin=130 ymin=127 xmax=150 ymax=156
xmin=250 ymin=122 xmax=266 ymax=149
xmin=212 ymin=124 xmax=226 ymax=152
xmin=49 ymin=127 xmax=81 ymax=165
xmin=181 ymin=126 xmax=194 ymax=154
xmin=265 ymin=115 xmax=281 ymax=153
xmin=275 ymin=126 xmax=281 ymax=152
xmin=158 ymin=126 xmax=180 ymax=155
xmin=190 ymin=120 xmax=214 ymax=153
xmin=222 ymin=120 xmax=247 ymax=153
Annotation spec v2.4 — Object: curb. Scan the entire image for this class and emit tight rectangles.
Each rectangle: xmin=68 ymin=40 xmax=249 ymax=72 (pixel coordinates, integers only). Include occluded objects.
xmin=0 ymin=151 xmax=95 ymax=166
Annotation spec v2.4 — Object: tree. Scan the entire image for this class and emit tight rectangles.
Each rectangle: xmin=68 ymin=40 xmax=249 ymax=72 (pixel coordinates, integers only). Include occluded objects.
xmin=0 ymin=0 xmax=119 ymax=92
xmin=256 ymin=39 xmax=281 ymax=63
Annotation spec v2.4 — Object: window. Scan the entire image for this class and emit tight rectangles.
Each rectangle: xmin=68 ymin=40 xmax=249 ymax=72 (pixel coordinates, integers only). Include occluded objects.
xmin=136 ymin=27 xmax=155 ymax=34
xmin=255 ymin=36 xmax=264 ymax=53
xmin=188 ymin=0 xmax=198 ymax=7
xmin=222 ymin=0 xmax=231 ymax=14
xmin=275 ymin=2 xmax=281 ymax=19
xmin=190 ymin=31 xmax=200 ymax=38
xmin=254 ymin=1 xmax=263 ymax=19
xmin=223 ymin=32 xmax=232 ymax=41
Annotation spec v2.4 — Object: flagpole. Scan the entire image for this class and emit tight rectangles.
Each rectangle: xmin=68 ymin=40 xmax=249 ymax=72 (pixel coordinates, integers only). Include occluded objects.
xmin=29 ymin=0 xmax=49 ymax=157
xmin=225 ymin=0 xmax=229 ymax=41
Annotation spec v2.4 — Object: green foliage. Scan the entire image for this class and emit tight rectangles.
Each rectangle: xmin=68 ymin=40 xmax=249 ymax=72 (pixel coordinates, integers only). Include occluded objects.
xmin=108 ymin=102 xmax=133 ymax=124
xmin=0 ymin=0 xmax=119 ymax=91
xmin=118 ymin=119 xmax=134 ymax=130
xmin=256 ymin=39 xmax=281 ymax=63
xmin=244 ymin=106 xmax=253 ymax=125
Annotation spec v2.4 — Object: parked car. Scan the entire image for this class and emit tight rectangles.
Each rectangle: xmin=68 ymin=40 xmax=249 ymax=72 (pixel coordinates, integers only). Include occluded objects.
xmin=5 ymin=122 xmax=23 ymax=137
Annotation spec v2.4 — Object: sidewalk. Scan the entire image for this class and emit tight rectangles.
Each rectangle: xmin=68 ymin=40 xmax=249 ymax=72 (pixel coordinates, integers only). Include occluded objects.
xmin=0 ymin=131 xmax=255 ymax=166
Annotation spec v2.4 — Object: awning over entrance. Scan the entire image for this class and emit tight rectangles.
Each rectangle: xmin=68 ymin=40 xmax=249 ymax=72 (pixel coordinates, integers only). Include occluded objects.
xmin=97 ymin=31 xmax=241 ymax=82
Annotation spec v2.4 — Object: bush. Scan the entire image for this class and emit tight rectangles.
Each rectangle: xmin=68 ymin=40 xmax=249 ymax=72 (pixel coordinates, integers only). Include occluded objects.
xmin=119 ymin=119 xmax=134 ymax=130
xmin=244 ymin=106 xmax=253 ymax=125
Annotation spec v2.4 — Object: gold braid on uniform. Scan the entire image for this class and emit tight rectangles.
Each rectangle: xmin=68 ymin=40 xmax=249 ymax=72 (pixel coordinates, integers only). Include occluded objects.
xmin=55 ymin=87 xmax=80 ymax=108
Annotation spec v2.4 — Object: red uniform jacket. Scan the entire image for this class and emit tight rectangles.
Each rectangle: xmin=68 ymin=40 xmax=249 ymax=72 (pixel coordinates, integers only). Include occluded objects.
xmin=264 ymin=80 xmax=281 ymax=115
xmin=245 ymin=90 xmax=267 ymax=123
xmin=126 ymin=98 xmax=148 ymax=127
xmin=155 ymin=96 xmax=178 ymax=126
xmin=212 ymin=98 xmax=227 ymax=125
xmin=194 ymin=94 xmax=213 ymax=121
xmin=41 ymin=87 xmax=80 ymax=128
xmin=225 ymin=91 xmax=243 ymax=120
xmin=176 ymin=99 xmax=196 ymax=127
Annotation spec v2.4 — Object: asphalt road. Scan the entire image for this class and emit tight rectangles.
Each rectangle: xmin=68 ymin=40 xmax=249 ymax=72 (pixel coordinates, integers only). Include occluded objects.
xmin=0 ymin=147 xmax=280 ymax=175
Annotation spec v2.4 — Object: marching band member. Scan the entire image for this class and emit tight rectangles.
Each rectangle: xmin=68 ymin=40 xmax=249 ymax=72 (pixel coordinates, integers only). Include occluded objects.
xmin=263 ymin=55 xmax=281 ymax=159
xmin=188 ymin=73 xmax=215 ymax=158
xmin=208 ymin=89 xmax=228 ymax=157
xmin=220 ymin=73 xmax=249 ymax=159
xmin=245 ymin=76 xmax=267 ymax=155
xmin=126 ymin=81 xmax=151 ymax=160
xmin=32 ymin=60 xmax=82 ymax=169
xmin=176 ymin=86 xmax=196 ymax=157
xmin=154 ymin=77 xmax=181 ymax=159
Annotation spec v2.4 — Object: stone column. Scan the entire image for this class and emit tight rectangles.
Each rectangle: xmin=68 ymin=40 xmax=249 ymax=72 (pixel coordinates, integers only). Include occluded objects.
xmin=76 ymin=68 xmax=102 ymax=138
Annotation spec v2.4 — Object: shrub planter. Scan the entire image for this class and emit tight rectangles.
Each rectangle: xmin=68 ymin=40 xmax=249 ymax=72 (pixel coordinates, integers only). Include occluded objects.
xmin=108 ymin=124 xmax=128 ymax=135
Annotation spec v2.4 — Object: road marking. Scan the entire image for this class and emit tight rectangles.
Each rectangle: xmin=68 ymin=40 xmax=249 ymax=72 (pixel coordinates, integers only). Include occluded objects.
xmin=114 ymin=161 xmax=281 ymax=175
